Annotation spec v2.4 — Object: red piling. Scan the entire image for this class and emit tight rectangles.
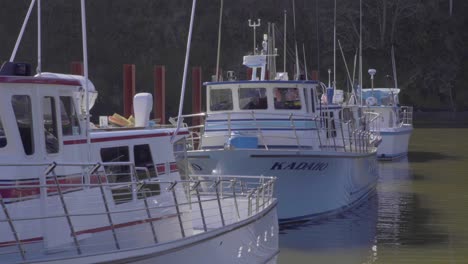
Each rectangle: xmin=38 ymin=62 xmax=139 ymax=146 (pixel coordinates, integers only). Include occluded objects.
xmin=123 ymin=64 xmax=136 ymax=118
xmin=311 ymin=70 xmax=319 ymax=81
xmin=70 ymin=61 xmax=83 ymax=75
xmin=154 ymin=65 xmax=166 ymax=124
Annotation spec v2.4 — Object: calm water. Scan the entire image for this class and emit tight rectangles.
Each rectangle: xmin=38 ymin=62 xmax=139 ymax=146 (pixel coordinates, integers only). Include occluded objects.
xmin=279 ymin=128 xmax=468 ymax=263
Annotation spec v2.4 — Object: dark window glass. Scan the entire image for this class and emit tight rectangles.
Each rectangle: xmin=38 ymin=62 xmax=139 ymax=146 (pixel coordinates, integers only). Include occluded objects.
xmin=239 ymin=88 xmax=267 ymax=110
xmin=100 ymin=146 xmax=132 ymax=204
xmin=310 ymin=89 xmax=316 ymax=113
xmin=12 ymin=95 xmax=34 ymax=155
xmin=210 ymin=89 xmax=233 ymax=111
xmin=43 ymin=97 xmax=59 ymax=154
xmin=60 ymin=96 xmax=80 ymax=136
xmin=274 ymin=88 xmax=301 ymax=109
xmin=0 ymin=117 xmax=6 ymax=148
xmin=134 ymin=144 xmax=160 ymax=197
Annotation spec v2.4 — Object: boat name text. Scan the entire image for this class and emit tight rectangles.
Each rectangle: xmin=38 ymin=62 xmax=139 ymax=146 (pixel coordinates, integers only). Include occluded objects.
xmin=270 ymin=162 xmax=328 ymax=171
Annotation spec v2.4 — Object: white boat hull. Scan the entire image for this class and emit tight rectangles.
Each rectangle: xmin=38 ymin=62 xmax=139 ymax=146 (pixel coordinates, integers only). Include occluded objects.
xmin=375 ymin=125 xmax=413 ymax=160
xmin=188 ymin=149 xmax=378 ymax=222
xmin=26 ymin=203 xmax=278 ymax=264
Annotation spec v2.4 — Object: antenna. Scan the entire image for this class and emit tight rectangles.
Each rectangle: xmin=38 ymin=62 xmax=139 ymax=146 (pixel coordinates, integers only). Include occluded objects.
xmin=248 ymin=18 xmax=261 ymax=54
xmin=328 ymin=68 xmax=331 ymax=87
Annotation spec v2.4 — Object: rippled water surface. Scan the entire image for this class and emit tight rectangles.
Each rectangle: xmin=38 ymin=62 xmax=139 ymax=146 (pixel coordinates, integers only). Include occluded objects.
xmin=279 ymin=128 xmax=468 ymax=263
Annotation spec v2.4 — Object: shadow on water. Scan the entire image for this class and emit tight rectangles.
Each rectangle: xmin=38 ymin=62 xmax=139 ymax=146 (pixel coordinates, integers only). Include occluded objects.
xmin=408 ymin=151 xmax=457 ymax=163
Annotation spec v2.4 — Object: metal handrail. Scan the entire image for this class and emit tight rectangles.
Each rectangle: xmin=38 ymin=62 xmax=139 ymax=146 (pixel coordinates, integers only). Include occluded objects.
xmin=173 ymin=111 xmax=380 ymax=154
xmin=0 ymin=162 xmax=276 ymax=261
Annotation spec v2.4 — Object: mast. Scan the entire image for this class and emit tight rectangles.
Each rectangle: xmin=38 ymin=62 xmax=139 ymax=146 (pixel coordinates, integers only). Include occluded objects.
xmin=37 ymin=0 xmax=42 ymax=74
xmin=359 ymin=0 xmax=363 ymax=106
xmin=215 ymin=0 xmax=224 ymax=81
xmin=302 ymin=43 xmax=308 ymax=80
xmin=80 ymin=0 xmax=91 ymax=160
xmin=333 ymin=0 xmax=336 ymax=89
xmin=283 ymin=10 xmax=287 ymax=72
xmin=292 ymin=0 xmax=299 ymax=80
xmin=173 ymin=0 xmax=197 ymax=142
xmin=391 ymin=45 xmax=398 ymax=89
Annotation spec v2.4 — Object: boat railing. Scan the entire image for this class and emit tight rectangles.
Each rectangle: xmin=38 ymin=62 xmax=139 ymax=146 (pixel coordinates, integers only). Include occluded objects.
xmin=172 ymin=111 xmax=379 ymax=154
xmin=0 ymin=162 xmax=275 ymax=262
xmin=399 ymin=106 xmax=413 ymax=126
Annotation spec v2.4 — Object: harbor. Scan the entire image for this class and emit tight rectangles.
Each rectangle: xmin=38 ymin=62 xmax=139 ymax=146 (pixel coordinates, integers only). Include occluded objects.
xmin=1 ymin=0 xmax=467 ymax=263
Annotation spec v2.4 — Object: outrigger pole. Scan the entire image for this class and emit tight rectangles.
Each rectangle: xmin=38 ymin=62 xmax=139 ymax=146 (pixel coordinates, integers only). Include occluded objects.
xmin=173 ymin=0 xmax=197 ymax=143
xmin=10 ymin=0 xmax=36 ymax=62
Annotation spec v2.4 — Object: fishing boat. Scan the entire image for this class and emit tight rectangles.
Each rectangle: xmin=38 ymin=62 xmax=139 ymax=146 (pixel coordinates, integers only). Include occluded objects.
xmin=361 ymin=87 xmax=413 ymax=160
xmin=0 ymin=1 xmax=278 ymax=263
xmin=172 ymin=19 xmax=380 ymax=222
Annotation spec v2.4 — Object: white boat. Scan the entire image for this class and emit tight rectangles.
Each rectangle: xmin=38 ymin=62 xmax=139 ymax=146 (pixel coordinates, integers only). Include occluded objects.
xmin=361 ymin=88 xmax=413 ymax=160
xmin=0 ymin=2 xmax=278 ymax=263
xmin=172 ymin=29 xmax=380 ymax=222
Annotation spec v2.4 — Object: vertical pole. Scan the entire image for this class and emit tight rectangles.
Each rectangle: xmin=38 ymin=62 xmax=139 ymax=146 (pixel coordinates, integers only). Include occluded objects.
xmin=37 ymin=0 xmax=42 ymax=75
xmin=154 ymin=65 xmax=166 ymax=124
xmin=283 ymin=10 xmax=287 ymax=72
xmin=215 ymin=0 xmax=224 ymax=81
xmin=192 ymin=67 xmax=202 ymax=126
xmin=123 ymin=64 xmax=136 ymax=118
xmin=70 ymin=61 xmax=84 ymax=75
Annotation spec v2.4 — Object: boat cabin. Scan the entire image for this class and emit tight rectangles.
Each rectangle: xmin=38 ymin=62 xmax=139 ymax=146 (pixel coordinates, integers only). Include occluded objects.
xmin=0 ymin=63 xmax=187 ymax=185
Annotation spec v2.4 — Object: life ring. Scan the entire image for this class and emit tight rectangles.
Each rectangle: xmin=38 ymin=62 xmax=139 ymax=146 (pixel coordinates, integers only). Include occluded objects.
xmin=366 ymin=96 xmax=377 ymax=106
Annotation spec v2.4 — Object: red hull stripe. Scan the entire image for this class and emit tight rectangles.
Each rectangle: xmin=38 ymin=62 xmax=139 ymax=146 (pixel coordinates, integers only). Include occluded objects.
xmin=0 ymin=174 xmax=106 ymax=200
xmin=170 ymin=162 xmax=178 ymax=172
xmin=0 ymin=213 xmax=178 ymax=248
xmin=156 ymin=163 xmax=166 ymax=175
xmin=63 ymin=131 xmax=189 ymax=145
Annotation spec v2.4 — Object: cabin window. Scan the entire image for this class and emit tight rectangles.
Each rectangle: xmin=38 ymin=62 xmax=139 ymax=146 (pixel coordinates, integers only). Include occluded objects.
xmin=173 ymin=137 xmax=189 ymax=180
xmin=43 ymin=97 xmax=59 ymax=154
xmin=0 ymin=117 xmax=6 ymax=148
xmin=310 ymin=89 xmax=316 ymax=113
xmin=100 ymin=146 xmax=130 ymax=181
xmin=210 ymin=89 xmax=233 ymax=111
xmin=12 ymin=95 xmax=34 ymax=155
xmin=60 ymin=96 xmax=80 ymax=136
xmin=100 ymin=146 xmax=133 ymax=204
xmin=238 ymin=88 xmax=267 ymax=110
xmin=274 ymin=88 xmax=301 ymax=110
xmin=134 ymin=144 xmax=160 ymax=196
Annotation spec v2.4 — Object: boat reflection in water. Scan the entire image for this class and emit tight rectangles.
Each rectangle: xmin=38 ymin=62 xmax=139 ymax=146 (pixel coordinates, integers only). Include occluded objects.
xmin=278 ymin=194 xmax=378 ymax=263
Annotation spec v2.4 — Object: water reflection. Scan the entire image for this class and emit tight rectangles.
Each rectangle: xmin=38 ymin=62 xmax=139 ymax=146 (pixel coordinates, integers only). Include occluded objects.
xmin=279 ymin=195 xmax=378 ymax=263
xmin=377 ymin=158 xmax=448 ymax=249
